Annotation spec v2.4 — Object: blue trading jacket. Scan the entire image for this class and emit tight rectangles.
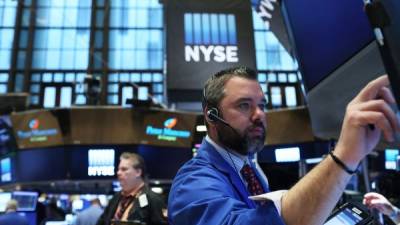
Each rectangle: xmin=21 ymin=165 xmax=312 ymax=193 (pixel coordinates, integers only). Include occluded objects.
xmin=168 ymin=138 xmax=286 ymax=225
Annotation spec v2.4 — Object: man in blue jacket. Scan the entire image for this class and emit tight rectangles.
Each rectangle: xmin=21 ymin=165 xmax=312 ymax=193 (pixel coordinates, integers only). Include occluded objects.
xmin=168 ymin=66 xmax=399 ymax=225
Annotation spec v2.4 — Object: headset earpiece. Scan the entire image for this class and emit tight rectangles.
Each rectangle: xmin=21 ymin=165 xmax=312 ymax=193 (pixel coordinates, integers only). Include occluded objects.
xmin=207 ymin=107 xmax=219 ymax=122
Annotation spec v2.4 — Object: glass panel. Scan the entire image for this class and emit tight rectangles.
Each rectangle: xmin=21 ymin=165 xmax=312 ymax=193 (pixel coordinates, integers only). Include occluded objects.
xmin=278 ymin=73 xmax=287 ymax=82
xmin=75 ymin=94 xmax=86 ymax=104
xmin=138 ymin=86 xmax=149 ymax=100
xmin=131 ymin=73 xmax=140 ymax=82
xmin=0 ymin=84 xmax=7 ymax=93
xmin=107 ymin=84 xmax=119 ymax=93
xmin=285 ymin=86 xmax=297 ymax=107
xmin=270 ymin=87 xmax=282 ymax=107
xmin=30 ymin=84 xmax=40 ymax=93
xmin=0 ymin=50 xmax=11 ymax=69
xmin=60 ymin=86 xmax=73 ymax=107
xmin=121 ymin=86 xmax=133 ymax=106
xmin=142 ymin=73 xmax=152 ymax=82
xmin=32 ymin=2 xmax=91 ymax=69
xmin=288 ymin=74 xmax=298 ymax=83
xmin=44 ymin=86 xmax=56 ymax=108
xmin=152 ymin=73 xmax=162 ymax=82
xmin=54 ymin=73 xmax=64 ymax=82
xmin=2 ymin=3 xmax=17 ymax=26
xmin=42 ymin=73 xmax=53 ymax=82
xmin=268 ymin=73 xmax=277 ymax=82
xmin=15 ymin=73 xmax=24 ymax=92
xmin=0 ymin=73 xmax=9 ymax=82
xmin=258 ymin=73 xmax=267 ymax=82
xmin=107 ymin=94 xmax=118 ymax=104
xmin=31 ymin=74 xmax=41 ymax=82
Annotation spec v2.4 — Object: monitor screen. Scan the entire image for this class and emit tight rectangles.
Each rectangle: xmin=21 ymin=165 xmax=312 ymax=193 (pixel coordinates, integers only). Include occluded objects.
xmin=324 ymin=202 xmax=372 ymax=225
xmin=45 ymin=222 xmax=68 ymax=225
xmin=385 ymin=149 xmax=399 ymax=170
xmin=324 ymin=207 xmax=363 ymax=225
xmin=88 ymin=149 xmax=115 ymax=177
xmin=12 ymin=191 xmax=38 ymax=211
xmin=0 ymin=192 xmax=12 ymax=212
xmin=275 ymin=147 xmax=300 ymax=162
xmin=281 ymin=0 xmax=374 ymax=92
xmin=1 ymin=157 xmax=12 ymax=182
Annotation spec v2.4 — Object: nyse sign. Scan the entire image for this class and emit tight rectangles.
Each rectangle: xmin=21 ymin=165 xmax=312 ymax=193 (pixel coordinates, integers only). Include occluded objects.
xmin=183 ymin=13 xmax=238 ymax=63
xmin=185 ymin=45 xmax=238 ymax=62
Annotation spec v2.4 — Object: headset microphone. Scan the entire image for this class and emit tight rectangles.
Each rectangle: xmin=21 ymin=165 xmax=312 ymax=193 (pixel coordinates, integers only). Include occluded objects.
xmin=207 ymin=108 xmax=229 ymax=126
xmin=206 ymin=107 xmax=248 ymax=155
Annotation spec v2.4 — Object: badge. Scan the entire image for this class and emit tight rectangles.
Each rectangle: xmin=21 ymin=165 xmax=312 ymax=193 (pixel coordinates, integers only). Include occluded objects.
xmin=138 ymin=194 xmax=148 ymax=208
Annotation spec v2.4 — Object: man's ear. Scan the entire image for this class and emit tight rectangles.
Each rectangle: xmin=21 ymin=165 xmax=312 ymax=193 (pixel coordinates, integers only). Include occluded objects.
xmin=134 ymin=167 xmax=142 ymax=179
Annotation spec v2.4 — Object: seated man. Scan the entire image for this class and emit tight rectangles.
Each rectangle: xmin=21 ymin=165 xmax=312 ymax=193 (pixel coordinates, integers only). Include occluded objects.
xmin=168 ymin=66 xmax=399 ymax=225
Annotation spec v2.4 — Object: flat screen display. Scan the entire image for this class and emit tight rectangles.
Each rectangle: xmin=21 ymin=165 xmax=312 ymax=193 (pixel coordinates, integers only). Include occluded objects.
xmin=12 ymin=191 xmax=38 ymax=211
xmin=385 ymin=149 xmax=399 ymax=170
xmin=325 ymin=202 xmax=372 ymax=225
xmin=275 ymin=147 xmax=300 ymax=162
xmin=281 ymin=0 xmax=374 ymax=91
xmin=1 ymin=157 xmax=11 ymax=182
xmin=325 ymin=207 xmax=363 ymax=225
xmin=88 ymin=149 xmax=115 ymax=176
xmin=0 ymin=192 xmax=12 ymax=212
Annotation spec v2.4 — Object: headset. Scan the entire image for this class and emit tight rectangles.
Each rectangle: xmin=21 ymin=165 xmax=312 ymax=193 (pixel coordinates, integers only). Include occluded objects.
xmin=206 ymin=107 xmax=229 ymax=126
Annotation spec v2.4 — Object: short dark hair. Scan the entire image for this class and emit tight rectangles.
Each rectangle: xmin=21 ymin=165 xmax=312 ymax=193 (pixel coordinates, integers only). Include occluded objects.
xmin=202 ymin=66 xmax=258 ymax=110
xmin=120 ymin=152 xmax=147 ymax=180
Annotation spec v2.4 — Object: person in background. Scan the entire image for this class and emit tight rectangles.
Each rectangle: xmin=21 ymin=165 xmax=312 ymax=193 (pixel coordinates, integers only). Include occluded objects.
xmin=168 ymin=66 xmax=400 ymax=225
xmin=96 ymin=152 xmax=167 ymax=225
xmin=0 ymin=199 xmax=29 ymax=225
xmin=75 ymin=198 xmax=103 ymax=225
xmin=364 ymin=192 xmax=400 ymax=225
xmin=40 ymin=197 xmax=66 ymax=225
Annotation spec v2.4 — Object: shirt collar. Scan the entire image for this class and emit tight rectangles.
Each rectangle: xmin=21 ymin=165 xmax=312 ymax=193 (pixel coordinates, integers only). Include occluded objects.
xmin=205 ymin=135 xmax=252 ymax=171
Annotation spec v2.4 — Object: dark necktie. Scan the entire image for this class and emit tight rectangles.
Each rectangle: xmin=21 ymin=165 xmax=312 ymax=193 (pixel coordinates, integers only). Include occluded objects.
xmin=114 ymin=195 xmax=135 ymax=220
xmin=240 ymin=164 xmax=265 ymax=196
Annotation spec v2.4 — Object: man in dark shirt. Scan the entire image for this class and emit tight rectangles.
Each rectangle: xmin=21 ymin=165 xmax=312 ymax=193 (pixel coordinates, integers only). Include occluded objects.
xmin=97 ymin=152 xmax=167 ymax=225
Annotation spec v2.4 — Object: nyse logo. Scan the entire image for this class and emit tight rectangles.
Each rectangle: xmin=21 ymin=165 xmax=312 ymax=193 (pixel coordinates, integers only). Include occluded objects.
xmin=184 ymin=13 xmax=238 ymax=63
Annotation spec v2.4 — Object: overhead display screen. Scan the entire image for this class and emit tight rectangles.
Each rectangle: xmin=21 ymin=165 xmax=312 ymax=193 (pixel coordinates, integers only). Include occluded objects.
xmin=166 ymin=0 xmax=257 ymax=98
xmin=281 ymin=0 xmax=374 ymax=92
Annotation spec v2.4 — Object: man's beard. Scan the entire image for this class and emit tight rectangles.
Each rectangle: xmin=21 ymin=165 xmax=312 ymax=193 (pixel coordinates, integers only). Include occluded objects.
xmin=216 ymin=121 xmax=266 ymax=155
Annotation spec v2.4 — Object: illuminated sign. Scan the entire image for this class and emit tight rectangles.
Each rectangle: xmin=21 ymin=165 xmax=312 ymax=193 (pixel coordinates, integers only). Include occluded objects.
xmin=385 ymin=149 xmax=399 ymax=170
xmin=1 ymin=158 xmax=11 ymax=182
xmin=17 ymin=118 xmax=58 ymax=142
xmin=184 ymin=13 xmax=238 ymax=63
xmin=146 ymin=117 xmax=191 ymax=141
xmin=275 ymin=147 xmax=301 ymax=162
xmin=88 ymin=149 xmax=115 ymax=176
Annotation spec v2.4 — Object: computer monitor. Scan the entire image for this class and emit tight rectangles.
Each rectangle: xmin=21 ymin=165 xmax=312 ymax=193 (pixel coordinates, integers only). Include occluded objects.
xmin=45 ymin=222 xmax=68 ymax=225
xmin=280 ymin=0 xmax=386 ymax=141
xmin=0 ymin=192 xmax=12 ymax=212
xmin=384 ymin=149 xmax=399 ymax=170
xmin=324 ymin=202 xmax=373 ymax=225
xmin=1 ymin=157 xmax=12 ymax=182
xmin=274 ymin=147 xmax=300 ymax=163
xmin=12 ymin=191 xmax=39 ymax=211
